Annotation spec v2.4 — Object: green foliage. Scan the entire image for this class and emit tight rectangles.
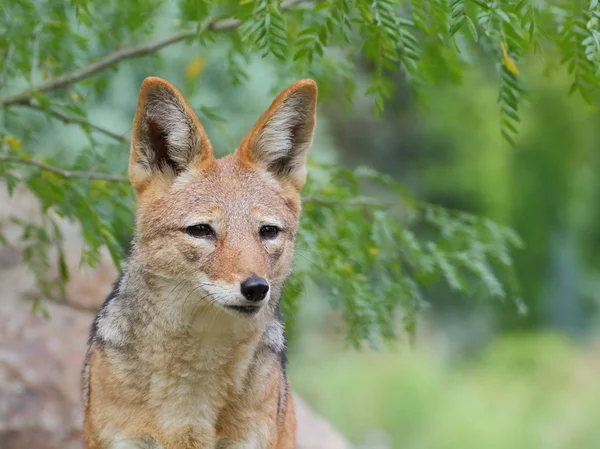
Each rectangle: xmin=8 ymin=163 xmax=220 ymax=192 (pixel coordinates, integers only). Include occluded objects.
xmin=418 ymin=62 xmax=600 ymax=332
xmin=2 ymin=0 xmax=593 ymax=346
xmin=291 ymin=333 xmax=599 ymax=449
xmin=240 ymin=0 xmax=288 ymax=59
xmin=556 ymin=0 xmax=600 ymax=103
xmin=294 ymin=163 xmax=522 ymax=345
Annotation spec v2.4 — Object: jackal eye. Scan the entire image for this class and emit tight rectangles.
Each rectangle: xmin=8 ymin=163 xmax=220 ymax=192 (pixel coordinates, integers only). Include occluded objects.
xmin=186 ymin=224 xmax=215 ymax=239
xmin=260 ymin=225 xmax=280 ymax=240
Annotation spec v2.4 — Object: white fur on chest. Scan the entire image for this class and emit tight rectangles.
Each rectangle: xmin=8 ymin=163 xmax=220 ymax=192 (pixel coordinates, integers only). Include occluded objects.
xmin=148 ymin=342 xmax=230 ymax=428
xmin=109 ymin=436 xmax=162 ymax=449
xmin=141 ymin=310 xmax=263 ymax=430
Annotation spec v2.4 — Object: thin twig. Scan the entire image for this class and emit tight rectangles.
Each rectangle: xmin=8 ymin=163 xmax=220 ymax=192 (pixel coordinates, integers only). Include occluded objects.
xmin=16 ymin=102 xmax=129 ymax=143
xmin=0 ymin=44 xmax=14 ymax=89
xmin=26 ymin=295 xmax=100 ymax=314
xmin=30 ymin=24 xmax=42 ymax=86
xmin=303 ymin=196 xmax=392 ymax=208
xmin=0 ymin=0 xmax=310 ymax=107
xmin=0 ymin=156 xmax=392 ymax=210
xmin=0 ymin=156 xmax=128 ymax=182
xmin=0 ymin=30 xmax=196 ymax=106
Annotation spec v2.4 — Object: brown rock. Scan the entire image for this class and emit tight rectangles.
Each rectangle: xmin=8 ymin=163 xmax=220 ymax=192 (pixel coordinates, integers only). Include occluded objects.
xmin=295 ymin=395 xmax=352 ymax=449
xmin=0 ymin=299 xmax=88 ymax=449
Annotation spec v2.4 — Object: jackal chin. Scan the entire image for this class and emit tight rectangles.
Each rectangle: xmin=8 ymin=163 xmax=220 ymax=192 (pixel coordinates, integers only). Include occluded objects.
xmin=223 ymin=303 xmax=264 ymax=317
xmin=216 ymin=288 xmax=271 ymax=319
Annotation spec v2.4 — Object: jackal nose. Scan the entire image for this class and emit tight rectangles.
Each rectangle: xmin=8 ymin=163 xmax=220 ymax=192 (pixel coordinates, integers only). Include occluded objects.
xmin=240 ymin=277 xmax=269 ymax=302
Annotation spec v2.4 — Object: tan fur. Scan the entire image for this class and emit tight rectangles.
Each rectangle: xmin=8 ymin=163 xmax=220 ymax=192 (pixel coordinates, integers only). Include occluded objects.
xmin=82 ymin=77 xmax=317 ymax=449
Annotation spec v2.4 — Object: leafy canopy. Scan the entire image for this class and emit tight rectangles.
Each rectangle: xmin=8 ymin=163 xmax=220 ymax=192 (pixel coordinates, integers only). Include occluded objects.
xmin=4 ymin=0 xmax=587 ymax=345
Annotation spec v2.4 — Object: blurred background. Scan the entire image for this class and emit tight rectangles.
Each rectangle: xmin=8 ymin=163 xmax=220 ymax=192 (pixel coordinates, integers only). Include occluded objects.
xmin=2 ymin=2 xmax=600 ymax=448
xmin=291 ymin=56 xmax=600 ymax=448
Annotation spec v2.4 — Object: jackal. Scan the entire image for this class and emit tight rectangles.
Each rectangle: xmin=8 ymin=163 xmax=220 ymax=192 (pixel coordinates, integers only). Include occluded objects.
xmin=82 ymin=76 xmax=318 ymax=449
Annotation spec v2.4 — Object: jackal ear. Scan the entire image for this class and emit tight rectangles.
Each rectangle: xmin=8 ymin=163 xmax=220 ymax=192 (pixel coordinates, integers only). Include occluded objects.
xmin=129 ymin=77 xmax=213 ymax=192
xmin=237 ymin=79 xmax=317 ymax=190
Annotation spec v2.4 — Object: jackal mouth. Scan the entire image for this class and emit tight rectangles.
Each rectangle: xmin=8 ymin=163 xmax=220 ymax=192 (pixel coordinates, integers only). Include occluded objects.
xmin=225 ymin=304 xmax=262 ymax=316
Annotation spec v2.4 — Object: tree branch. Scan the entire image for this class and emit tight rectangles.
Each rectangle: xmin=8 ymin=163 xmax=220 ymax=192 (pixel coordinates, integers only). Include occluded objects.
xmin=0 ymin=156 xmax=391 ymax=210
xmin=27 ymin=294 xmax=100 ymax=315
xmin=0 ymin=0 xmax=310 ymax=107
xmin=0 ymin=30 xmax=197 ymax=106
xmin=16 ymin=102 xmax=130 ymax=143
xmin=302 ymin=196 xmax=391 ymax=208
xmin=0 ymin=156 xmax=128 ymax=182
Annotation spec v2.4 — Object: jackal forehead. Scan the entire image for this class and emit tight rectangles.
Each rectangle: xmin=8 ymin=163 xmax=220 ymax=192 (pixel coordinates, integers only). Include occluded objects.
xmin=145 ymin=158 xmax=300 ymax=224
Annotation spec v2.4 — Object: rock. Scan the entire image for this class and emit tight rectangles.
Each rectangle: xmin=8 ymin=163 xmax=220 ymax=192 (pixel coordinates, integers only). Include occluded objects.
xmin=0 ymin=186 xmax=351 ymax=449
xmin=295 ymin=395 xmax=352 ymax=449
xmin=0 ymin=300 xmax=88 ymax=449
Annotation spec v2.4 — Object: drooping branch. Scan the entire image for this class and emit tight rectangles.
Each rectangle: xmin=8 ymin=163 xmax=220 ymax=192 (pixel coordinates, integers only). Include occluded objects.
xmin=28 ymin=295 xmax=100 ymax=314
xmin=16 ymin=103 xmax=129 ymax=143
xmin=0 ymin=0 xmax=311 ymax=107
xmin=0 ymin=155 xmax=392 ymax=209
xmin=0 ymin=156 xmax=129 ymax=182
xmin=302 ymin=196 xmax=391 ymax=208
xmin=0 ymin=30 xmax=196 ymax=106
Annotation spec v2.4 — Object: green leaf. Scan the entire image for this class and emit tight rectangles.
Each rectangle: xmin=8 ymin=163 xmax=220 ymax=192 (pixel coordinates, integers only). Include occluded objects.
xmin=465 ymin=15 xmax=478 ymax=41
xmin=31 ymin=92 xmax=51 ymax=109
xmin=501 ymin=128 xmax=516 ymax=146
xmin=496 ymin=9 xmax=511 ymax=23
xmin=450 ymin=15 xmax=465 ymax=35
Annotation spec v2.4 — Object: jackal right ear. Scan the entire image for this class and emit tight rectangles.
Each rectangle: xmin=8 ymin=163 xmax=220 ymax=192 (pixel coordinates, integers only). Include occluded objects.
xmin=129 ymin=77 xmax=213 ymax=193
xmin=236 ymin=79 xmax=317 ymax=191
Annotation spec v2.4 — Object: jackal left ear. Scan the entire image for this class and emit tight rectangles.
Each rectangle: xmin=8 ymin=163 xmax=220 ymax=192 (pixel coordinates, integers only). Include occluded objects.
xmin=237 ymin=79 xmax=317 ymax=190
xmin=129 ymin=77 xmax=213 ymax=193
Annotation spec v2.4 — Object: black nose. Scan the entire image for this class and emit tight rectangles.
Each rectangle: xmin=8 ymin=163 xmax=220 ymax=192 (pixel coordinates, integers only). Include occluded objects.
xmin=240 ymin=277 xmax=269 ymax=302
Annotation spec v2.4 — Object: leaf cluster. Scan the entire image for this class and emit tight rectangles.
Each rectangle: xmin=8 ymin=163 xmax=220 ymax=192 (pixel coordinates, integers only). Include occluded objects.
xmin=0 ymin=0 xmax=561 ymax=345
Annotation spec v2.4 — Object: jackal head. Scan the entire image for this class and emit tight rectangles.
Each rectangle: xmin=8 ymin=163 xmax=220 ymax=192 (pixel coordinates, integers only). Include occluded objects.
xmin=128 ymin=77 xmax=317 ymax=318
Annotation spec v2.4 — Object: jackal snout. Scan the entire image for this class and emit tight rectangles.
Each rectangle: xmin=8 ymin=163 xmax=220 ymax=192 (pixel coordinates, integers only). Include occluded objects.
xmin=240 ymin=276 xmax=269 ymax=302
